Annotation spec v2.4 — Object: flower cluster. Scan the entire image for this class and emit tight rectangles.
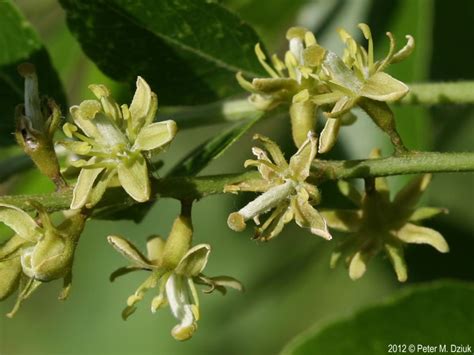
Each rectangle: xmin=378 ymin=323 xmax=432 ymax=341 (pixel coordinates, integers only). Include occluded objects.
xmin=61 ymin=77 xmax=177 ymax=209
xmin=321 ymin=151 xmax=448 ymax=281
xmin=226 ymin=132 xmax=331 ymax=241
xmin=238 ymin=24 xmax=414 ymax=152
xmin=0 ymin=203 xmax=86 ymax=317
xmin=108 ymin=214 xmax=242 ymax=341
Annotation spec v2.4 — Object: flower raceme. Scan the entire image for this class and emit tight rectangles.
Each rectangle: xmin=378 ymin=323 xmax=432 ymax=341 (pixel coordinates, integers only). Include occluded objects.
xmin=321 ymin=150 xmax=448 ymax=282
xmin=238 ymin=24 xmax=414 ymax=152
xmin=108 ymin=215 xmax=242 ymax=341
xmin=61 ymin=77 xmax=177 ymax=210
xmin=226 ymin=132 xmax=331 ymax=241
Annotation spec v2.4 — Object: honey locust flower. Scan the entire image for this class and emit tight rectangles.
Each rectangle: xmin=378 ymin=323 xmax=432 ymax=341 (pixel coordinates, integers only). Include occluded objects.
xmin=314 ymin=23 xmax=414 ymax=153
xmin=237 ymin=27 xmax=327 ymax=147
xmin=321 ymin=150 xmax=448 ymax=282
xmin=62 ymin=77 xmax=177 ymax=209
xmin=0 ymin=203 xmax=86 ymax=317
xmin=108 ymin=215 xmax=242 ymax=341
xmin=225 ymin=132 xmax=331 ymax=241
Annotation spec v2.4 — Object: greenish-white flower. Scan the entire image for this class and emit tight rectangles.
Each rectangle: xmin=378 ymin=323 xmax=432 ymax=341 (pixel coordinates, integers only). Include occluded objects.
xmin=237 ymin=27 xmax=326 ymax=147
xmin=108 ymin=216 xmax=242 ymax=341
xmin=314 ymin=23 xmax=414 ymax=152
xmin=321 ymin=150 xmax=448 ymax=282
xmin=226 ymin=132 xmax=331 ymax=241
xmin=62 ymin=77 xmax=177 ymax=209
xmin=0 ymin=203 xmax=86 ymax=317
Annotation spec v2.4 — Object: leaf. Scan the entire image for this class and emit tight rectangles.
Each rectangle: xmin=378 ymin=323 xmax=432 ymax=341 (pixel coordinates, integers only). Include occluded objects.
xmin=169 ymin=114 xmax=262 ymax=176
xmin=0 ymin=0 xmax=66 ymax=146
xmin=59 ymin=0 xmax=265 ymax=105
xmin=281 ymin=281 xmax=474 ymax=355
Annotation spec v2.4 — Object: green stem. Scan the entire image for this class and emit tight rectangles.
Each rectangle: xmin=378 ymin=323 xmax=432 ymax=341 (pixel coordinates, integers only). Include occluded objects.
xmin=1 ymin=152 xmax=472 ymax=213
xmin=312 ymin=151 xmax=474 ymax=181
xmin=400 ymin=81 xmax=474 ymax=105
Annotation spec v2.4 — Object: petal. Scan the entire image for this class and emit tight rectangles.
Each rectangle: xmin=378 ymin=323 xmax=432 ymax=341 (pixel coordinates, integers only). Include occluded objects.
xmin=244 ymin=158 xmax=283 ymax=179
xmin=133 ymin=120 xmax=177 ymax=151
xmin=109 ymin=266 xmax=142 ymax=282
xmin=0 ymin=257 xmax=21 ymax=301
xmin=348 ymin=251 xmax=368 ymax=280
xmin=395 ymin=223 xmax=449 ymax=253
xmin=129 ymin=77 xmax=153 ymax=130
xmin=253 ymin=134 xmax=288 ymax=168
xmin=70 ymin=164 xmax=104 ymax=210
xmin=117 ymin=155 xmax=150 ymax=202
xmin=384 ymin=242 xmax=407 ymax=282
xmin=107 ymin=235 xmax=151 ymax=267
xmin=318 ymin=117 xmax=341 ymax=153
xmin=69 ymin=104 xmax=99 ymax=139
xmin=255 ymin=203 xmax=293 ymax=241
xmin=323 ymin=51 xmax=363 ymax=93
xmin=360 ymin=72 xmax=409 ymax=102
xmin=175 ymin=244 xmax=211 ymax=277
xmin=0 ymin=204 xmax=39 ymax=242
xmin=393 ymin=174 xmax=432 ymax=209
xmin=291 ymin=189 xmax=332 ymax=240
xmin=289 ymin=131 xmax=317 ymax=181
xmin=250 ymin=147 xmax=279 ymax=181
xmin=204 ymin=275 xmax=244 ymax=293
xmin=166 ymin=275 xmax=198 ymax=341
xmin=93 ymin=112 xmax=127 ymax=146
xmin=85 ymin=168 xmax=117 ymax=208
xmin=324 ymin=95 xmax=356 ymax=118
xmin=320 ymin=209 xmax=363 ymax=232
xmin=409 ymin=207 xmax=447 ymax=222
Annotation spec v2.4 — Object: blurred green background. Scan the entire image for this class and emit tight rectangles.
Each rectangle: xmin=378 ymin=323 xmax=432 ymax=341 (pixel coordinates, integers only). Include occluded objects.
xmin=0 ymin=0 xmax=473 ymax=354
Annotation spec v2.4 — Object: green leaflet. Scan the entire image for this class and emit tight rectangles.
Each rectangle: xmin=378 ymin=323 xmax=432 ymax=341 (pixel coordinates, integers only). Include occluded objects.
xmin=0 ymin=0 xmax=66 ymax=146
xmin=59 ymin=0 xmax=265 ymax=105
xmin=281 ymin=281 xmax=474 ymax=355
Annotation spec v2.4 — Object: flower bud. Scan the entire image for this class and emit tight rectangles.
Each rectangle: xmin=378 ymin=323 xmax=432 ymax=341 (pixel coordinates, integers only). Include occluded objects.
xmin=15 ymin=63 xmax=65 ymax=189
xmin=20 ymin=230 xmax=73 ymax=281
